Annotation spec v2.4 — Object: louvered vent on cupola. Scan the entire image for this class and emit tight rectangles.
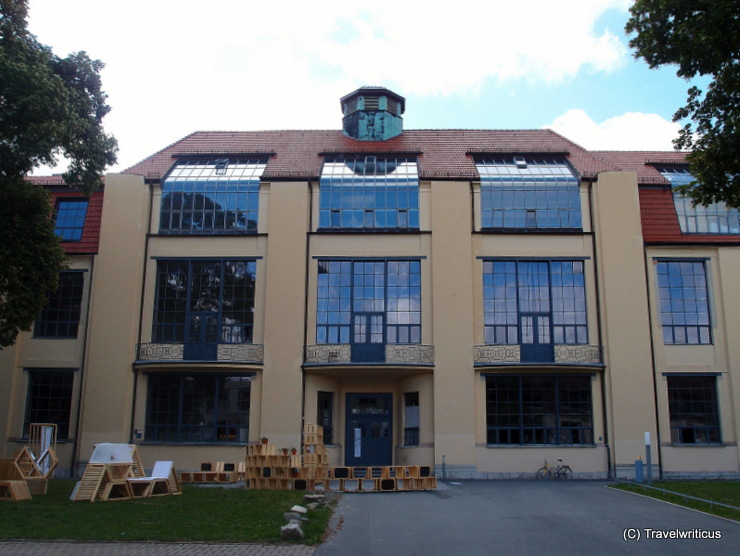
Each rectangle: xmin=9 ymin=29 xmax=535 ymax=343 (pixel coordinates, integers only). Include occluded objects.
xmin=340 ymin=86 xmax=405 ymax=141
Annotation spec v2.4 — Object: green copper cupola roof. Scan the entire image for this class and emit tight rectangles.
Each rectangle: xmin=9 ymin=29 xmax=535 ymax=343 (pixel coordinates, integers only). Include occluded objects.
xmin=340 ymin=86 xmax=405 ymax=141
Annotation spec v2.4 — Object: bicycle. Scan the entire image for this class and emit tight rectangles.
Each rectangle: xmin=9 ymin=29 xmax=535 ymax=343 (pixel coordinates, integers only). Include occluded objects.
xmin=536 ymin=458 xmax=573 ymax=480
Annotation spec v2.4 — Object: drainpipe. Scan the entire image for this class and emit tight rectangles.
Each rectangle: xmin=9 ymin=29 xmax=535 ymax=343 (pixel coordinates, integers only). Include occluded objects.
xmin=642 ymin=245 xmax=664 ymax=480
xmin=300 ymin=180 xmax=314 ymax=450
xmin=71 ymin=254 xmax=95 ymax=478
xmin=587 ymin=177 xmax=613 ymax=480
xmin=129 ymin=179 xmax=155 ymax=444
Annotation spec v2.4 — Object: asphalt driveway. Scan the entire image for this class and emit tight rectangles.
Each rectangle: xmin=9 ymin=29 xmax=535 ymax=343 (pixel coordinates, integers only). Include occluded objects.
xmin=315 ymin=481 xmax=740 ymax=556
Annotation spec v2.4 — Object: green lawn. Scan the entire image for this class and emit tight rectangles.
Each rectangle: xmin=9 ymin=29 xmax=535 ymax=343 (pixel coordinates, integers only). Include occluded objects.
xmin=610 ymin=481 xmax=740 ymax=522
xmin=0 ymin=480 xmax=335 ymax=543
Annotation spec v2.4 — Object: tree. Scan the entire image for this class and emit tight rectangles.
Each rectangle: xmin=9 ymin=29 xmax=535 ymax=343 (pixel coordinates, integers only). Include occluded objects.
xmin=0 ymin=179 xmax=67 ymax=347
xmin=626 ymin=0 xmax=740 ymax=207
xmin=0 ymin=0 xmax=118 ymax=347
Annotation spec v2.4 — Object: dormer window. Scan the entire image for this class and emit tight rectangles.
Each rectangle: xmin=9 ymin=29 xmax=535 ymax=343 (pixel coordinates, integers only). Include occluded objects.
xmin=319 ymin=155 xmax=419 ymax=231
xmin=658 ymin=166 xmax=740 ymax=234
xmin=476 ymin=156 xmax=581 ymax=230
xmin=160 ymin=157 xmax=267 ymax=234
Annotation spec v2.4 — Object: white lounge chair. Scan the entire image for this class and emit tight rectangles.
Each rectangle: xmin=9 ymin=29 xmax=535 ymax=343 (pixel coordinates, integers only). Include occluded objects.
xmin=127 ymin=461 xmax=175 ymax=497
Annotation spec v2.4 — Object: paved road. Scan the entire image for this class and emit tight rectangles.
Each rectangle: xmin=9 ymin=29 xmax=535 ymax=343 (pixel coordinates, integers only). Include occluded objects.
xmin=2 ymin=481 xmax=738 ymax=555
xmin=316 ymin=481 xmax=740 ymax=556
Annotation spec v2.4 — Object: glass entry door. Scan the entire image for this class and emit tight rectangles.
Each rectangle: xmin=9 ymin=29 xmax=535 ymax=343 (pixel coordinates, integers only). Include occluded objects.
xmin=184 ymin=312 xmax=219 ymax=360
xmin=520 ymin=313 xmax=554 ymax=363
xmin=351 ymin=313 xmax=385 ymax=362
xmin=345 ymin=394 xmax=392 ymax=466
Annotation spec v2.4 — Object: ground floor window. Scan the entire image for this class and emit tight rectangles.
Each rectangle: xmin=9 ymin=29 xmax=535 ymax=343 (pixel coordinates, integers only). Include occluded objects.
xmin=25 ymin=369 xmax=75 ymax=439
xmin=667 ymin=375 xmax=720 ymax=444
xmin=486 ymin=375 xmax=593 ymax=445
xmin=404 ymin=392 xmax=420 ymax=446
xmin=145 ymin=373 xmax=251 ymax=444
xmin=317 ymin=391 xmax=334 ymax=445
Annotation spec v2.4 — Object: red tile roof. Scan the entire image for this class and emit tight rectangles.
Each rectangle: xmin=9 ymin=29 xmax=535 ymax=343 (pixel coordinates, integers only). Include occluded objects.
xmin=124 ymin=129 xmax=615 ymax=181
xmin=26 ymin=176 xmax=103 ymax=254
xmin=595 ymin=151 xmax=740 ymax=244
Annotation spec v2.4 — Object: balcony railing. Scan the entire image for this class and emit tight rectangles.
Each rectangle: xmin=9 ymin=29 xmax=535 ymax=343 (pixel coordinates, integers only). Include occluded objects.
xmin=473 ymin=344 xmax=603 ymax=366
xmin=304 ymin=344 xmax=435 ymax=366
xmin=137 ymin=343 xmax=264 ymax=364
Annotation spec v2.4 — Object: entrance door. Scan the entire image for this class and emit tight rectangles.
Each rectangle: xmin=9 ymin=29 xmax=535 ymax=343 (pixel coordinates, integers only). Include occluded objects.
xmin=345 ymin=394 xmax=392 ymax=466
xmin=520 ymin=313 xmax=554 ymax=363
xmin=351 ymin=313 xmax=385 ymax=363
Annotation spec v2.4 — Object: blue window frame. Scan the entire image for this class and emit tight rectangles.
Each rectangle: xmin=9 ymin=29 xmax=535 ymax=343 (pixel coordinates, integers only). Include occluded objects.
xmin=145 ymin=373 xmax=251 ymax=444
xmin=319 ymin=155 xmax=419 ymax=230
xmin=160 ymin=158 xmax=266 ymax=234
xmin=667 ymin=375 xmax=720 ymax=444
xmin=476 ymin=157 xmax=581 ymax=230
xmin=54 ymin=199 xmax=88 ymax=241
xmin=483 ymin=260 xmax=587 ymax=351
xmin=656 ymin=260 xmax=711 ymax=344
xmin=486 ymin=375 xmax=593 ymax=445
xmin=34 ymin=271 xmax=85 ymax=338
xmin=658 ymin=166 xmax=740 ymax=234
xmin=153 ymin=259 xmax=256 ymax=359
xmin=317 ymin=259 xmax=421 ymax=361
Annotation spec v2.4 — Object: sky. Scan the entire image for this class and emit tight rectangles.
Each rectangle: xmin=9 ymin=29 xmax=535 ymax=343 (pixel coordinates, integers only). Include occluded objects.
xmin=26 ymin=0 xmax=707 ymax=174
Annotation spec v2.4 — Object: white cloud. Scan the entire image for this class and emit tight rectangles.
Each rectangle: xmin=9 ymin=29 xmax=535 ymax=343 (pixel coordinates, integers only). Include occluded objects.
xmin=547 ymin=109 xmax=680 ymax=150
xmin=26 ymin=0 xmax=635 ymax=171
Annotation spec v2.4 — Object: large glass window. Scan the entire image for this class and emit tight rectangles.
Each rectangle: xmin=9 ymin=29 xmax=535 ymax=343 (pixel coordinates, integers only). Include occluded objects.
xmin=667 ymin=375 xmax=720 ymax=444
xmin=25 ymin=369 xmax=75 ymax=439
xmin=34 ymin=271 xmax=85 ymax=338
xmin=54 ymin=199 xmax=88 ymax=241
xmin=146 ymin=373 xmax=251 ymax=444
xmin=153 ymin=260 xmax=256 ymax=355
xmin=316 ymin=259 xmax=421 ymax=362
xmin=483 ymin=260 xmax=587 ymax=359
xmin=486 ymin=375 xmax=593 ymax=445
xmin=319 ymin=155 xmax=419 ymax=230
xmin=160 ymin=158 xmax=267 ymax=234
xmin=659 ymin=166 xmax=740 ymax=234
xmin=656 ymin=260 xmax=711 ymax=344
xmin=476 ymin=157 xmax=581 ymax=230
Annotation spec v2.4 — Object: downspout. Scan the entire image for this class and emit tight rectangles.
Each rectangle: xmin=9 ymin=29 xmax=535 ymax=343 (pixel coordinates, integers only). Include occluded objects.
xmin=587 ymin=177 xmax=612 ymax=480
xmin=642 ymin=245 xmax=664 ymax=480
xmin=71 ymin=255 xmax=95 ymax=478
xmin=129 ymin=179 xmax=155 ymax=443
xmin=300 ymin=180 xmax=314 ymax=450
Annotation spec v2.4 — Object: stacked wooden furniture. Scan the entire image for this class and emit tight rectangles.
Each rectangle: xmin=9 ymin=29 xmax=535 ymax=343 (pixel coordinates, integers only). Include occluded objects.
xmin=327 ymin=464 xmax=437 ymax=492
xmin=245 ymin=424 xmax=436 ymax=492
xmin=0 ymin=424 xmax=59 ymax=499
xmin=180 ymin=461 xmax=245 ymax=484
xmin=245 ymin=442 xmax=303 ymax=490
xmin=71 ymin=443 xmax=181 ymax=502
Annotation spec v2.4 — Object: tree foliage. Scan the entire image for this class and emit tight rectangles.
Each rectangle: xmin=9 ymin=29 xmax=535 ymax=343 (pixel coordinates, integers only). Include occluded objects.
xmin=0 ymin=179 xmax=67 ymax=347
xmin=0 ymin=0 xmax=117 ymax=346
xmin=626 ymin=0 xmax=740 ymax=207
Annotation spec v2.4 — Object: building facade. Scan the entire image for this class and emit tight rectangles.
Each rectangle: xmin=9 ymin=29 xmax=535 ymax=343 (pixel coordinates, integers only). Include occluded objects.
xmin=2 ymin=87 xmax=738 ymax=479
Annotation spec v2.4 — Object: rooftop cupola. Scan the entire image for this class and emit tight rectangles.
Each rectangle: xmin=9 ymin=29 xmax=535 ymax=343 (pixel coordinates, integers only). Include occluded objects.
xmin=340 ymin=86 xmax=405 ymax=141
